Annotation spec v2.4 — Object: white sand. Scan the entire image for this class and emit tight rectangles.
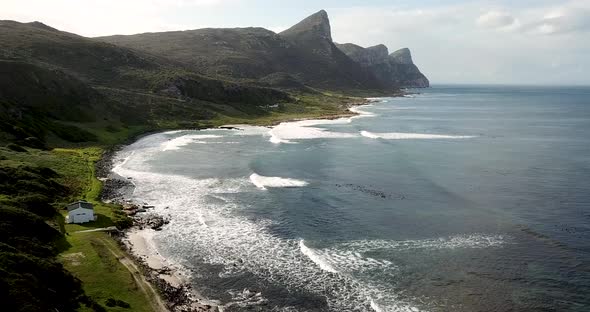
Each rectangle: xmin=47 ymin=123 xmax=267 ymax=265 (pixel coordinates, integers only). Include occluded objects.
xmin=124 ymin=229 xmax=186 ymax=287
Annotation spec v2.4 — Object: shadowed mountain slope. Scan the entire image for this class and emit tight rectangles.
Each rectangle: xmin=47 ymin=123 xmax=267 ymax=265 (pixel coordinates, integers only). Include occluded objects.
xmin=0 ymin=20 xmax=292 ymax=146
xmin=336 ymin=43 xmax=430 ymax=88
xmin=98 ymin=10 xmax=387 ymax=91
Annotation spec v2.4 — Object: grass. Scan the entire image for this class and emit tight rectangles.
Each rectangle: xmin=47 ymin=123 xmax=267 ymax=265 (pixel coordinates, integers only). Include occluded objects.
xmin=60 ymin=232 xmax=154 ymax=312
xmin=49 ymin=147 xmax=155 ymax=311
xmin=0 ymin=145 xmax=155 ymax=311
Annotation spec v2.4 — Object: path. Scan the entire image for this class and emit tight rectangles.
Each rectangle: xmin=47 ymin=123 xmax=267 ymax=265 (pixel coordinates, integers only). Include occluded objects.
xmin=98 ymin=237 xmax=169 ymax=312
xmin=74 ymin=226 xmax=118 ymax=233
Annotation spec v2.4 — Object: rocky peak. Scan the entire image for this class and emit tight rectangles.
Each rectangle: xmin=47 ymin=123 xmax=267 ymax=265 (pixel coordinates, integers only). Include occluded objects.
xmin=389 ymin=48 xmax=413 ymax=64
xmin=335 ymin=43 xmax=389 ymax=67
xmin=365 ymin=44 xmax=389 ymax=62
xmin=280 ymin=10 xmax=332 ymax=42
xmin=337 ymin=43 xmax=429 ymax=88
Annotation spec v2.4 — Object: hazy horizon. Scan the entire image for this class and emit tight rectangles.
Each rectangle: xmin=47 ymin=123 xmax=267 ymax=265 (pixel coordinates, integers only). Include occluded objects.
xmin=2 ymin=0 xmax=589 ymax=86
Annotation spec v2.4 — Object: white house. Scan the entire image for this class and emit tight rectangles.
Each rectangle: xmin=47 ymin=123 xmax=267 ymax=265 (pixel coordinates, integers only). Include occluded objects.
xmin=66 ymin=200 xmax=95 ymax=224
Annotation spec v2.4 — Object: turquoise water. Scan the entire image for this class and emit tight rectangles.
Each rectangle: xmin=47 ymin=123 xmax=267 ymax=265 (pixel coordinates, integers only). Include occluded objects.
xmin=114 ymin=85 xmax=590 ymax=311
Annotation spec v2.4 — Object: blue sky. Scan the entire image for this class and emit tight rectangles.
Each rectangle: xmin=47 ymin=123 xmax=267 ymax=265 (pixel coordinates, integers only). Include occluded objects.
xmin=2 ymin=0 xmax=589 ymax=85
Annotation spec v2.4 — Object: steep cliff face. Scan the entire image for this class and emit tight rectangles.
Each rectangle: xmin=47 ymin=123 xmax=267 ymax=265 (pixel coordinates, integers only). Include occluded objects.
xmin=99 ymin=10 xmax=385 ymax=91
xmin=336 ymin=43 xmax=430 ymax=88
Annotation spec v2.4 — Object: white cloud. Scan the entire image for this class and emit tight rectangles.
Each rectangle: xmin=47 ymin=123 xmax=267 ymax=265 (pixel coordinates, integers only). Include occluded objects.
xmin=526 ymin=8 xmax=590 ymax=35
xmin=476 ymin=11 xmax=515 ymax=28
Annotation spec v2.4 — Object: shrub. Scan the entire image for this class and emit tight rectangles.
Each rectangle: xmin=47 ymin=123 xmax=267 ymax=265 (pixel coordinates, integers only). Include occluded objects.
xmin=113 ymin=216 xmax=133 ymax=230
xmin=22 ymin=137 xmax=47 ymax=149
xmin=105 ymin=298 xmax=130 ymax=308
xmin=6 ymin=143 xmax=27 ymax=153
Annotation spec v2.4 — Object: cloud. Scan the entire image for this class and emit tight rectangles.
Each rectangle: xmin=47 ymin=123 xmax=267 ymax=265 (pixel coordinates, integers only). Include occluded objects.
xmin=476 ymin=11 xmax=515 ymax=28
xmin=523 ymin=7 xmax=590 ymax=35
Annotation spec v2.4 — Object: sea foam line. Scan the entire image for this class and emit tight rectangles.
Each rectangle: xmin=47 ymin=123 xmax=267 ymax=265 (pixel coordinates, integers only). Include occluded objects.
xmin=162 ymin=134 xmax=223 ymax=151
xmin=360 ymin=131 xmax=475 ymax=140
xmin=267 ymin=103 xmax=378 ymax=144
xmin=249 ymin=173 xmax=309 ymax=190
xmin=299 ymin=240 xmax=338 ymax=273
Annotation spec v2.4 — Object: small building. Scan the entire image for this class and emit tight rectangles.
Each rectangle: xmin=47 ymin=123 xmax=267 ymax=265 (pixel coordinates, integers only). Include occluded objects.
xmin=66 ymin=200 xmax=95 ymax=224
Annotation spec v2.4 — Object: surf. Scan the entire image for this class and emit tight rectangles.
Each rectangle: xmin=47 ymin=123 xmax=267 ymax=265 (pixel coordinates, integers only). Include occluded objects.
xmin=161 ymin=134 xmax=223 ymax=151
xmin=299 ymin=240 xmax=338 ymax=273
xmin=360 ymin=131 xmax=476 ymax=140
xmin=249 ymin=173 xmax=309 ymax=190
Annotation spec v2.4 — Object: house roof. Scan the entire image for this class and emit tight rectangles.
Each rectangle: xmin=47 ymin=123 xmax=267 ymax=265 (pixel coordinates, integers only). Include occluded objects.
xmin=67 ymin=200 xmax=94 ymax=212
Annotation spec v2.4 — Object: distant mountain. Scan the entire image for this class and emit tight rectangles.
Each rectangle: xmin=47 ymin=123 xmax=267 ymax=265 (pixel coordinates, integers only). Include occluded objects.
xmin=336 ymin=43 xmax=430 ymax=88
xmin=98 ymin=10 xmax=386 ymax=91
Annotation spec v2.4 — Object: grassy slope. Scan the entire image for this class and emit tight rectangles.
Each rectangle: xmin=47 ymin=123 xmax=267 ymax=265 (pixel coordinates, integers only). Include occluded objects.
xmin=0 ymin=146 xmax=156 ymax=311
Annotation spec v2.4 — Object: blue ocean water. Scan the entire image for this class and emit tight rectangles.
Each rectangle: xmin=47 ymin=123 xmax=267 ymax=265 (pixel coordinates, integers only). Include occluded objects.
xmin=114 ymin=85 xmax=590 ymax=311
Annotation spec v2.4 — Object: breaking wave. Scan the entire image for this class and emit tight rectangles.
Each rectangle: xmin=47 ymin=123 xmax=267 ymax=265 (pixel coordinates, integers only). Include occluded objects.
xmin=249 ymin=173 xmax=309 ymax=190
xmin=360 ymin=131 xmax=476 ymax=140
xmin=268 ymin=119 xmax=357 ymax=144
xmin=161 ymin=134 xmax=223 ymax=151
xmin=350 ymin=105 xmax=377 ymax=119
xmin=299 ymin=240 xmax=338 ymax=273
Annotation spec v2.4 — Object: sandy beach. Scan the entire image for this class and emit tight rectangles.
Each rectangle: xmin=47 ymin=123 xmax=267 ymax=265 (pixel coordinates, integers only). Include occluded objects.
xmin=121 ymin=228 xmax=221 ymax=311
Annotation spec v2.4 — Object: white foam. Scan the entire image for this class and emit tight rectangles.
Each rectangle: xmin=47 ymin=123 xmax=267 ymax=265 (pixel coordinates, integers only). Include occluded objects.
xmin=334 ymin=234 xmax=507 ymax=252
xmin=162 ymin=134 xmax=223 ymax=151
xmin=268 ymin=119 xmax=357 ymax=144
xmin=222 ymin=125 xmax=273 ymax=137
xmin=264 ymin=103 xmax=382 ymax=144
xmin=112 ymin=132 xmax=506 ymax=312
xmin=371 ymin=299 xmax=385 ymax=312
xmin=350 ymin=105 xmax=377 ymax=119
xmin=299 ymin=240 xmax=338 ymax=273
xmin=249 ymin=173 xmax=308 ymax=190
xmin=365 ymin=97 xmax=391 ymax=102
xmin=360 ymin=131 xmax=476 ymax=140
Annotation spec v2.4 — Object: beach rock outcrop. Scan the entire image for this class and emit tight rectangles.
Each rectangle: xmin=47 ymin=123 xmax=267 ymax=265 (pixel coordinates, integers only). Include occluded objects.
xmin=135 ymin=213 xmax=170 ymax=230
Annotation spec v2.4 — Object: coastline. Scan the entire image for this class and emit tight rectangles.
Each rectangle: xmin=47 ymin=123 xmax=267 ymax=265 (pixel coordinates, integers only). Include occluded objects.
xmin=96 ymin=95 xmax=392 ymax=311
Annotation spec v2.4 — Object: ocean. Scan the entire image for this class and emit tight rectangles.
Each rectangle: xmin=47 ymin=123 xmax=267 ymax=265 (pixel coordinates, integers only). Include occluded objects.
xmin=112 ymin=85 xmax=590 ymax=312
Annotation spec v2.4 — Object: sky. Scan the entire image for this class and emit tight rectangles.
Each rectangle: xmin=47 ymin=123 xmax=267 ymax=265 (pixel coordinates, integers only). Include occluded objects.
xmin=2 ymin=0 xmax=589 ymax=85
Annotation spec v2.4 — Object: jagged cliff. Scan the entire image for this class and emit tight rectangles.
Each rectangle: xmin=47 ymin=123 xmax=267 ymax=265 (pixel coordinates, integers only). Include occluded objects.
xmin=336 ymin=43 xmax=430 ymax=88
xmin=99 ymin=10 xmax=428 ymax=91
xmin=99 ymin=10 xmax=384 ymax=91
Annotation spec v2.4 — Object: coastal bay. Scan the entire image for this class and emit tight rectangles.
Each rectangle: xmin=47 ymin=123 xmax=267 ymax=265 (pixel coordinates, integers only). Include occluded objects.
xmin=106 ymin=85 xmax=590 ymax=311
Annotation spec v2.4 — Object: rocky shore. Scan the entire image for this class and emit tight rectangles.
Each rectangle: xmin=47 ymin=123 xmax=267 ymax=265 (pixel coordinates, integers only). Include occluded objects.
xmin=97 ymin=149 xmax=220 ymax=312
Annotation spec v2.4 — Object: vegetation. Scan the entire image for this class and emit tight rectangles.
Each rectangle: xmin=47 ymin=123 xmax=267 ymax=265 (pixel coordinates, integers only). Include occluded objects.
xmin=0 ymin=147 xmax=85 ymax=311
xmin=0 ymin=145 xmax=152 ymax=311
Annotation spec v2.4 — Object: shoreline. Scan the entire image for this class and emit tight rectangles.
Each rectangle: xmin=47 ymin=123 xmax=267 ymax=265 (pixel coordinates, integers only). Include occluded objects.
xmin=96 ymin=95 xmax=395 ymax=311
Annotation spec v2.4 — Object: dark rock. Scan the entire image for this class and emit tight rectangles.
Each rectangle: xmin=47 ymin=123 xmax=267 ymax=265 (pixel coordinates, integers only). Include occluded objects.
xmin=336 ymin=43 xmax=429 ymax=88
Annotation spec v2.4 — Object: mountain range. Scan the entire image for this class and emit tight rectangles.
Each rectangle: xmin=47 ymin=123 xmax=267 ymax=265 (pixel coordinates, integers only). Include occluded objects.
xmin=100 ymin=10 xmax=428 ymax=91
xmin=0 ymin=9 xmax=428 ymax=148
